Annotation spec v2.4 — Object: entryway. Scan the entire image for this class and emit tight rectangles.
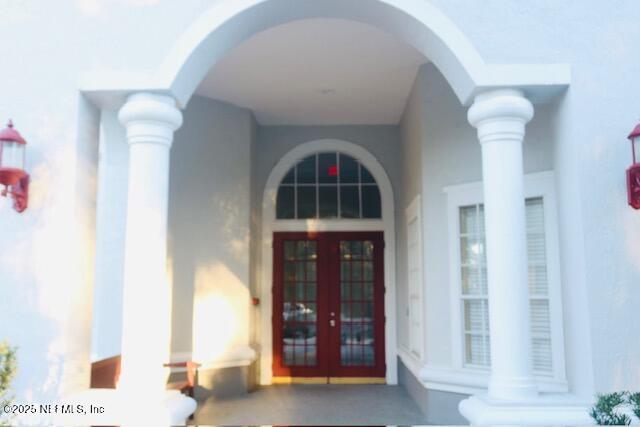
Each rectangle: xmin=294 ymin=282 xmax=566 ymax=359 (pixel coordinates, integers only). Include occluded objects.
xmin=272 ymin=232 xmax=386 ymax=383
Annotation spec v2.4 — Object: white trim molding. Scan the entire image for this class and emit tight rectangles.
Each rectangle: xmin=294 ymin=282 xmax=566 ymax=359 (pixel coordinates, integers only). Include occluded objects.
xmin=400 ymin=348 xmax=570 ymax=397
xmin=259 ymin=139 xmax=397 ymax=385
xmin=459 ymin=394 xmax=591 ymax=426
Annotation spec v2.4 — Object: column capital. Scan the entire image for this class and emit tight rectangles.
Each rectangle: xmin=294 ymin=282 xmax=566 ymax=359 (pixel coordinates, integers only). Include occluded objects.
xmin=467 ymin=89 xmax=534 ymax=143
xmin=118 ymin=92 xmax=183 ymax=147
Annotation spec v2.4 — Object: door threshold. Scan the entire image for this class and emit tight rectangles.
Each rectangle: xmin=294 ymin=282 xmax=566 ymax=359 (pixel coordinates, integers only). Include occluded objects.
xmin=329 ymin=377 xmax=386 ymax=384
xmin=272 ymin=376 xmax=386 ymax=385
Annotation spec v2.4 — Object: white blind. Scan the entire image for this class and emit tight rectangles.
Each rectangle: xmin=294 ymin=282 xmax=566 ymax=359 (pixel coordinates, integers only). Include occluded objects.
xmin=459 ymin=197 xmax=553 ymax=374
xmin=526 ymin=197 xmax=553 ymax=375
xmin=459 ymin=205 xmax=490 ymax=367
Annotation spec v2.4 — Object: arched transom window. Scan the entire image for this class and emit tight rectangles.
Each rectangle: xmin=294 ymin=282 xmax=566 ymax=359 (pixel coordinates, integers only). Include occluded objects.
xmin=276 ymin=152 xmax=382 ymax=220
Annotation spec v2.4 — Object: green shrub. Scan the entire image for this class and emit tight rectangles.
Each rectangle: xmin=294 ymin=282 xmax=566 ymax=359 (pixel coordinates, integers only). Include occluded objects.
xmin=0 ymin=342 xmax=17 ymax=427
xmin=628 ymin=392 xmax=640 ymax=420
xmin=590 ymin=392 xmax=632 ymax=425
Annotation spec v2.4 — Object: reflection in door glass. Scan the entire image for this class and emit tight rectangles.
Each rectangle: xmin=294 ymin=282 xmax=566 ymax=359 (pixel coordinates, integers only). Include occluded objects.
xmin=282 ymin=240 xmax=318 ymax=366
xmin=340 ymin=240 xmax=376 ymax=367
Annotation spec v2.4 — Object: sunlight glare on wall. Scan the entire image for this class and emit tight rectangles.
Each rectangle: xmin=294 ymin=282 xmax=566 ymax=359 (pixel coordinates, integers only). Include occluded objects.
xmin=192 ymin=263 xmax=250 ymax=364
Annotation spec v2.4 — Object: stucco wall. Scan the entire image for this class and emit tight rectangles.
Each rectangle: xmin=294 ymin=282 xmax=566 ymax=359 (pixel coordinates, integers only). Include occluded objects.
xmin=1 ymin=0 xmax=639 ymax=407
xmin=168 ymin=96 xmax=254 ymax=363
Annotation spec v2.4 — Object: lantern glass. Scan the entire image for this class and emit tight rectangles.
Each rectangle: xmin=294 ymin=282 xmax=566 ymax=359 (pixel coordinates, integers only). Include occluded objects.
xmin=0 ymin=140 xmax=25 ymax=170
xmin=633 ymin=135 xmax=640 ymax=164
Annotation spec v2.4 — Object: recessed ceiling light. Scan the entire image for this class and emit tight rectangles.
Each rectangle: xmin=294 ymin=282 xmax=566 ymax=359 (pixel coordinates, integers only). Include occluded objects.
xmin=317 ymin=88 xmax=336 ymax=95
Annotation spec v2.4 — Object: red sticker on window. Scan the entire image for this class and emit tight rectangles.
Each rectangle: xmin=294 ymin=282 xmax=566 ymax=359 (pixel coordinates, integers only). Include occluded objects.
xmin=328 ymin=165 xmax=338 ymax=176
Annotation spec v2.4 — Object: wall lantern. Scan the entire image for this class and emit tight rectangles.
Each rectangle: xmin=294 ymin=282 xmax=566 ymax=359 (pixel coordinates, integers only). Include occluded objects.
xmin=627 ymin=122 xmax=640 ymax=209
xmin=0 ymin=120 xmax=29 ymax=213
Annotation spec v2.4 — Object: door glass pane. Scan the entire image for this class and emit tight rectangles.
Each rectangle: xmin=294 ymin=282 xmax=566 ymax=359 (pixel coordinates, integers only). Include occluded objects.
xmin=363 ymin=282 xmax=374 ymax=300
xmin=351 ymin=282 xmax=362 ymax=300
xmin=339 ymin=239 xmax=377 ymax=368
xmin=363 ymin=261 xmax=374 ymax=280
xmin=363 ymin=240 xmax=374 ymax=259
xmin=281 ymin=239 xmax=318 ymax=367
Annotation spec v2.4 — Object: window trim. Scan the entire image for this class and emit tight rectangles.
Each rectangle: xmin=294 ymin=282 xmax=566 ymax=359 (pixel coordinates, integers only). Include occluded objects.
xmin=444 ymin=171 xmax=568 ymax=391
xmin=405 ymin=195 xmax=424 ymax=361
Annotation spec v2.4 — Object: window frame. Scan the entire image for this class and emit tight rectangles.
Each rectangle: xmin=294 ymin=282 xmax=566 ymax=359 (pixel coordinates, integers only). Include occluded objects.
xmin=445 ymin=171 xmax=568 ymax=392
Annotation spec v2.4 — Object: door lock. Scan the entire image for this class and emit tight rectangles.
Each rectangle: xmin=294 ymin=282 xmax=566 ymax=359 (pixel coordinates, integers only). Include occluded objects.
xmin=330 ymin=319 xmax=336 ymax=327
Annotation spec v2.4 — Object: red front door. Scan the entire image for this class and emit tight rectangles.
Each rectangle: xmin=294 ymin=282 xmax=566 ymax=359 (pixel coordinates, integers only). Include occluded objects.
xmin=272 ymin=232 xmax=386 ymax=379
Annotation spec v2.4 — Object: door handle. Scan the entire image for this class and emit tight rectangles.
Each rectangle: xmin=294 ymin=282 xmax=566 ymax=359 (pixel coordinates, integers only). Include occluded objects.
xmin=330 ymin=319 xmax=336 ymax=327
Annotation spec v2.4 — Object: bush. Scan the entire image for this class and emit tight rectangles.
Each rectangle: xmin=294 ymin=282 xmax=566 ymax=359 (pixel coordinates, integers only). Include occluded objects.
xmin=0 ymin=342 xmax=17 ymax=426
xmin=590 ymin=392 xmax=640 ymax=425
xmin=628 ymin=392 xmax=640 ymax=420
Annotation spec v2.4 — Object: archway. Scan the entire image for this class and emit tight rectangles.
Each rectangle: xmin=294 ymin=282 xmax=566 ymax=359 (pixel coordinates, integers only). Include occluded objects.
xmin=82 ymin=0 xmax=569 ymax=107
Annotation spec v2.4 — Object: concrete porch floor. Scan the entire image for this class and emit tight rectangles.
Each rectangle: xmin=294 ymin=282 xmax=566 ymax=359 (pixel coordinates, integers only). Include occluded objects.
xmin=191 ymin=384 xmax=429 ymax=425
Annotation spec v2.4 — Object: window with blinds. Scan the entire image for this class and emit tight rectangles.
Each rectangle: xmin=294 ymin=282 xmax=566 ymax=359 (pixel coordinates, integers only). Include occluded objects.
xmin=458 ymin=197 xmax=553 ymax=375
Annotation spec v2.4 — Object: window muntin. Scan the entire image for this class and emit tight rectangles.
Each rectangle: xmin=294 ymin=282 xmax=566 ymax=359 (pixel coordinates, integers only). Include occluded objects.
xmin=276 ymin=152 xmax=382 ymax=220
xmin=459 ymin=197 xmax=553 ymax=375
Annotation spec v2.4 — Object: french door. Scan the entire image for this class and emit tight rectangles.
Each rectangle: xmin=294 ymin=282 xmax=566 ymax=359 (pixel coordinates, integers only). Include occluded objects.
xmin=272 ymin=232 xmax=386 ymax=380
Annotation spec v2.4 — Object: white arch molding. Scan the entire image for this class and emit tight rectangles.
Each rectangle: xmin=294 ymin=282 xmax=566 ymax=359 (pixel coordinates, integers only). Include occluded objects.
xmin=259 ymin=139 xmax=397 ymax=385
xmin=81 ymin=0 xmax=570 ymax=108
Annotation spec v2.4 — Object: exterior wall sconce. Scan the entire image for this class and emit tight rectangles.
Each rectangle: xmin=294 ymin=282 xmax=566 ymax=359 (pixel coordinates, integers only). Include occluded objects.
xmin=627 ymin=122 xmax=640 ymax=209
xmin=0 ymin=121 xmax=29 ymax=213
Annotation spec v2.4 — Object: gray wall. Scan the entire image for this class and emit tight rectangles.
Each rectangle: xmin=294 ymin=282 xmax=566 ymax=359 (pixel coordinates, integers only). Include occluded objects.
xmin=398 ymin=359 xmax=468 ymax=425
xmin=168 ymin=96 xmax=255 ymax=355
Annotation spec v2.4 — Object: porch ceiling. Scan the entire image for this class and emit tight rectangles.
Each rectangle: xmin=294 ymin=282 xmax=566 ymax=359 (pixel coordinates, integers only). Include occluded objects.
xmin=195 ymin=18 xmax=428 ymax=126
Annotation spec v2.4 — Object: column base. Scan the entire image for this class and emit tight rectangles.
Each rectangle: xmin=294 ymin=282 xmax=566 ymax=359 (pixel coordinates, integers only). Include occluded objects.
xmin=459 ymin=394 xmax=591 ymax=426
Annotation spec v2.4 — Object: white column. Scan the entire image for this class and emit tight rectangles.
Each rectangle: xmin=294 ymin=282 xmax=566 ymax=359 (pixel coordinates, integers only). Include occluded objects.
xmin=468 ymin=89 xmax=537 ymax=401
xmin=117 ymin=93 xmax=182 ymax=397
